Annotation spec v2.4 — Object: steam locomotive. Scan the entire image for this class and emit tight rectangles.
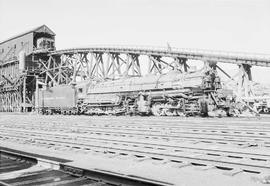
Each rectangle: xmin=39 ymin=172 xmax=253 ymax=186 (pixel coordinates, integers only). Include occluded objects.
xmin=38 ymin=66 xmax=230 ymax=116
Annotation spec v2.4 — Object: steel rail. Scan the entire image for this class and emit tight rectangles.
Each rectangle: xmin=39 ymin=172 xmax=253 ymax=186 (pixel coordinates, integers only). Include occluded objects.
xmin=1 ymin=130 xmax=268 ymax=158
xmin=1 ymin=127 xmax=268 ymax=147
xmin=1 ymin=132 xmax=270 ymax=175
xmin=0 ymin=149 xmax=164 ymax=186
xmin=4 ymin=121 xmax=270 ymax=135
xmin=1 ymin=130 xmax=270 ymax=165
xmin=5 ymin=119 xmax=270 ymax=135
xmin=3 ymin=122 xmax=270 ymax=140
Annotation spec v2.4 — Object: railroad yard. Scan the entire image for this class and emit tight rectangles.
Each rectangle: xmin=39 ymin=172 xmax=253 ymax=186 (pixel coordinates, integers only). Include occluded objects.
xmin=1 ymin=0 xmax=270 ymax=185
xmin=0 ymin=114 xmax=270 ymax=185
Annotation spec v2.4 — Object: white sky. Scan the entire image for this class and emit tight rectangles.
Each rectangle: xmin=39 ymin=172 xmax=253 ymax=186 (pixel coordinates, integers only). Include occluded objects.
xmin=0 ymin=0 xmax=270 ymax=83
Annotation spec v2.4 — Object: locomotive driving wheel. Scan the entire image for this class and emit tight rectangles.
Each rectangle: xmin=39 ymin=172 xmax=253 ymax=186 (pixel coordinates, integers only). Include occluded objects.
xmin=164 ymin=103 xmax=176 ymax=116
xmin=151 ymin=103 xmax=163 ymax=116
xmin=176 ymin=109 xmax=185 ymax=116
xmin=165 ymin=109 xmax=178 ymax=116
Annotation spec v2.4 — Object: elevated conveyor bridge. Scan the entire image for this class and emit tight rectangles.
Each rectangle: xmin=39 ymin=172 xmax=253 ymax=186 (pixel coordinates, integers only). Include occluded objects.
xmin=38 ymin=46 xmax=270 ymax=100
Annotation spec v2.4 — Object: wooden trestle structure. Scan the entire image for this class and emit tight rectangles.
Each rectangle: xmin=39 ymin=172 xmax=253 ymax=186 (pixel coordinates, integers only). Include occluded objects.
xmin=0 ymin=57 xmax=39 ymax=112
xmin=0 ymin=25 xmax=55 ymax=112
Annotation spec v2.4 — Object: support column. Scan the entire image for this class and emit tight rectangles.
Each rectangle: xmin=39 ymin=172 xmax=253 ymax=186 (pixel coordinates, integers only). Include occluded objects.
xmin=205 ymin=61 xmax=217 ymax=70
xmin=237 ymin=64 xmax=252 ymax=98
xmin=35 ymin=76 xmax=39 ymax=111
xmin=243 ymin=64 xmax=252 ymax=81
xmin=22 ymin=76 xmax=26 ymax=112
xmin=176 ymin=58 xmax=188 ymax=72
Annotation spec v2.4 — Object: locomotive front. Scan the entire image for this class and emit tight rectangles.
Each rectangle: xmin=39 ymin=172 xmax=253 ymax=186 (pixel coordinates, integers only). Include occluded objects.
xmin=149 ymin=68 xmax=224 ymax=116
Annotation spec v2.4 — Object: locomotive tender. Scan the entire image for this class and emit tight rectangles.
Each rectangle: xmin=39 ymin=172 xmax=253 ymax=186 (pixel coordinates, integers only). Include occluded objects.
xmin=39 ymin=66 xmax=229 ymax=116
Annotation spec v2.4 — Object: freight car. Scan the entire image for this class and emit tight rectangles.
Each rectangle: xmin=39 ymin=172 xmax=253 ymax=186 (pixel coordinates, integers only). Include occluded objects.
xmin=38 ymin=66 xmax=230 ymax=117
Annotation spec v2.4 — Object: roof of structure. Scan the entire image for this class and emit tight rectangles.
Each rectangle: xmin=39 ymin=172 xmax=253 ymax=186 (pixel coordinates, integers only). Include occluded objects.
xmin=0 ymin=25 xmax=55 ymax=45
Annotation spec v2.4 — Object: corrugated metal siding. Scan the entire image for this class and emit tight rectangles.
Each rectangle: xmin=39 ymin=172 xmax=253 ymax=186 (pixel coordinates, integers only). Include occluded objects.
xmin=0 ymin=33 xmax=33 ymax=61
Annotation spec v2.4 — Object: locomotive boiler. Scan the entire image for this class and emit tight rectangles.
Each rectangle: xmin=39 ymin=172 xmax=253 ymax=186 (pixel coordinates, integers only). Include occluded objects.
xmin=38 ymin=66 xmax=228 ymax=116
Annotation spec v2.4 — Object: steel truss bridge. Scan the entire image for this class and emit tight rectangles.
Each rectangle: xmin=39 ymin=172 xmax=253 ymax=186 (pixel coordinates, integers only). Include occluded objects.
xmin=1 ymin=45 xmax=270 ymax=112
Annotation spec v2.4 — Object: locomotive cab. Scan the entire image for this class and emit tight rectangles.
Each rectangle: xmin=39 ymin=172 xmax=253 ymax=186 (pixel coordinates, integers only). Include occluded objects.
xmin=76 ymin=81 xmax=89 ymax=100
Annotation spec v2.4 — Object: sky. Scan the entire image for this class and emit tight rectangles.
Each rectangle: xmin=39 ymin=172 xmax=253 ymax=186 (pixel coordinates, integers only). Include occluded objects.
xmin=0 ymin=0 xmax=270 ymax=83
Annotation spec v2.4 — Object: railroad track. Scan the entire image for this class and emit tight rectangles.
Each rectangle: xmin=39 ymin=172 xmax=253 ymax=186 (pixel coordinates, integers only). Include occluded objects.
xmin=3 ymin=116 xmax=270 ymax=136
xmin=0 ymin=129 xmax=268 ymax=158
xmin=2 ymin=118 xmax=270 ymax=149
xmin=1 ymin=115 xmax=270 ymax=185
xmin=0 ymin=128 xmax=269 ymax=154
xmin=0 ymin=150 xmax=95 ymax=186
xmin=3 ymin=117 xmax=270 ymax=132
xmin=1 ymin=129 xmax=270 ymax=177
xmin=0 ymin=149 xmax=168 ymax=186
xmin=8 ymin=123 xmax=270 ymax=138
xmin=1 ymin=125 xmax=270 ymax=149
